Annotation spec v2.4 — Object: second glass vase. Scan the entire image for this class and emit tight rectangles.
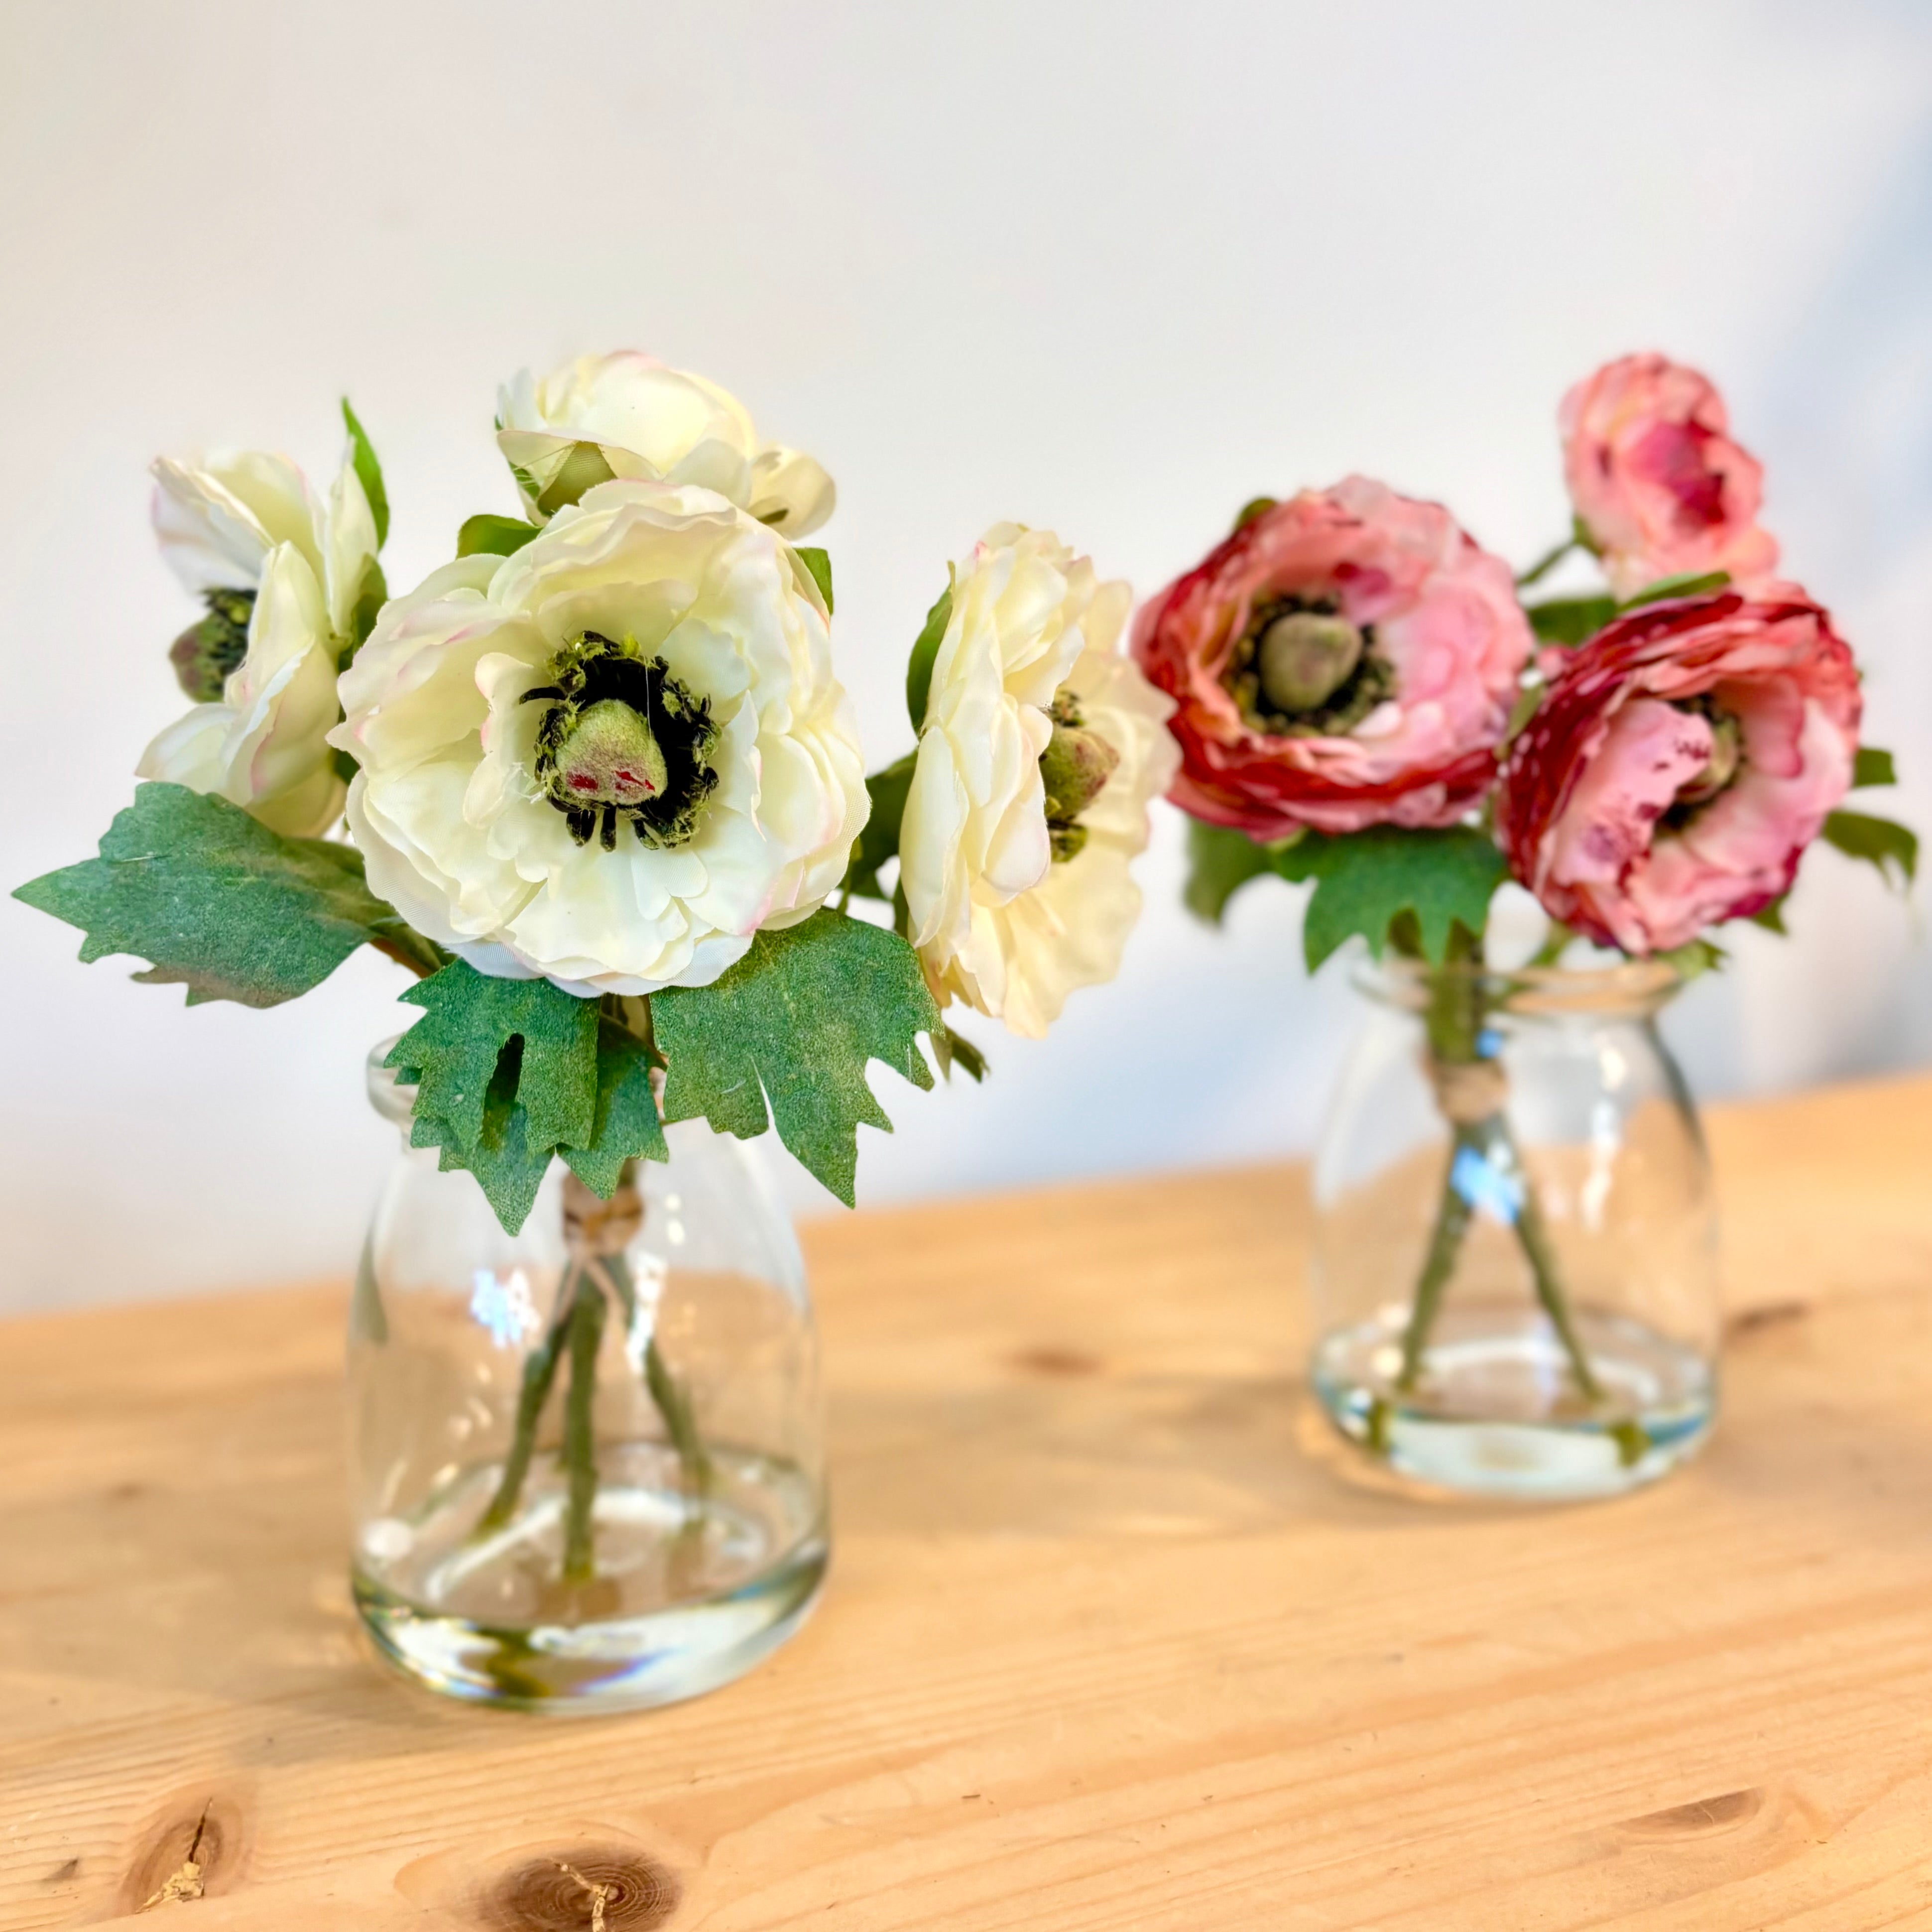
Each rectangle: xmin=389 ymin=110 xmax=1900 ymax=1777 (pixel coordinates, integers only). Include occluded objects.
xmin=348 ymin=1041 xmax=827 ymax=1713
xmin=1309 ymin=958 xmax=1719 ymax=1501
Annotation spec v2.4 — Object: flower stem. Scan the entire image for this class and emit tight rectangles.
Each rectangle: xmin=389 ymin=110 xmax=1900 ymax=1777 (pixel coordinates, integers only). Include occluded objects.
xmin=645 ymin=1335 xmax=713 ymax=1501
xmin=1516 ymin=535 xmax=1577 ymax=589
xmin=1395 ymin=1125 xmax=1479 ymax=1392
xmin=1512 ymin=1166 xmax=1604 ymax=1402
xmin=561 ymin=1271 xmax=607 ymax=1585
xmin=477 ymin=1267 xmax=577 ymax=1533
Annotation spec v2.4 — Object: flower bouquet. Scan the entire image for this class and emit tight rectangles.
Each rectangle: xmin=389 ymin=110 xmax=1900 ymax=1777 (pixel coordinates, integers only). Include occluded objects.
xmin=14 ymin=350 xmax=1175 ymax=1707
xmin=1139 ymin=354 xmax=1916 ymax=1499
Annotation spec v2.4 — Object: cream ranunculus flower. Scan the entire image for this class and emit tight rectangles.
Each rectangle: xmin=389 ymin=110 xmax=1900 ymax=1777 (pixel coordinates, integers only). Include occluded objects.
xmin=137 ymin=449 xmax=378 ymax=837
xmin=497 ymin=351 xmax=836 ymax=536
xmin=330 ymin=478 xmax=868 ymax=996
xmin=899 ymin=526 xmax=1178 ymax=1038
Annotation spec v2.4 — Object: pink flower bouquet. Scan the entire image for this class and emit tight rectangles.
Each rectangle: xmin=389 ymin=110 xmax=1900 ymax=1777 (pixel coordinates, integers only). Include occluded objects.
xmin=1155 ymin=353 xmax=1915 ymax=1489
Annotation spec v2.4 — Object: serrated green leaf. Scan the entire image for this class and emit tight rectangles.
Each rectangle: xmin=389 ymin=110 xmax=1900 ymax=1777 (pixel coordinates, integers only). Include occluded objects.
xmin=341 ymin=397 xmax=389 ymax=550
xmin=1183 ymin=818 xmax=1281 ymax=924
xmin=1853 ymin=746 xmax=1898 ymax=790
xmin=1821 ymin=809 xmax=1918 ymax=889
xmin=13 ymin=783 xmax=411 ymax=1007
xmin=457 ymin=512 xmax=539 ymax=559
xmin=1618 ymin=570 xmax=1730 ymax=610
xmin=843 ymin=751 xmax=917 ymax=902
xmin=905 ymin=581 xmax=954 ymax=732
xmin=1657 ymin=937 xmax=1726 ymax=981
xmin=414 ymin=1041 xmax=554 ymax=1234
xmin=388 ymin=962 xmax=599 ymax=1158
xmin=795 ymin=546 xmax=834 ymax=614
xmin=654 ymin=909 xmax=940 ymax=1206
xmin=1275 ymin=826 xmax=1508 ymax=969
xmin=561 ymin=1022 xmax=670 ymax=1197
xmin=1524 ymin=595 xmax=1617 ymax=647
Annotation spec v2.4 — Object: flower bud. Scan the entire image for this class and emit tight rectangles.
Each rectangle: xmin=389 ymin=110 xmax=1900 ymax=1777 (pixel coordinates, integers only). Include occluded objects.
xmin=1256 ymin=610 xmax=1363 ymax=715
xmin=1039 ymin=710 xmax=1120 ymax=826
xmin=168 ymin=588 xmax=255 ymax=702
xmin=552 ymin=698 xmax=670 ymax=809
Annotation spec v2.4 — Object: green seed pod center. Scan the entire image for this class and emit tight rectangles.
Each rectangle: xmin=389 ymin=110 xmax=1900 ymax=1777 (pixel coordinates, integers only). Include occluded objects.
xmin=524 ymin=632 xmax=720 ymax=851
xmin=1256 ymin=610 xmax=1364 ymax=715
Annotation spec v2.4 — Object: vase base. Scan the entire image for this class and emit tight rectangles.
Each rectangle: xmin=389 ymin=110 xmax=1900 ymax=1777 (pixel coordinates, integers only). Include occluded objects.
xmin=352 ymin=1441 xmax=827 ymax=1712
xmin=1312 ymin=1308 xmax=1715 ymax=1502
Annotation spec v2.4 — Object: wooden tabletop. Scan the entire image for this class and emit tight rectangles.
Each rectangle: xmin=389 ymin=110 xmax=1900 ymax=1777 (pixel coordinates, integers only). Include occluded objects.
xmin=5 ymin=1074 xmax=1932 ymax=1930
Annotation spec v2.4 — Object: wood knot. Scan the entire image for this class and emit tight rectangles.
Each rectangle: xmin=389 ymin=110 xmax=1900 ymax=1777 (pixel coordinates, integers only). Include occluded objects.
xmin=484 ymin=1847 xmax=680 ymax=1931
xmin=1008 ymin=1346 xmax=1102 ymax=1378
xmin=1618 ymin=1787 xmax=1764 ymax=1841
xmin=121 ymin=1793 xmax=248 ymax=1913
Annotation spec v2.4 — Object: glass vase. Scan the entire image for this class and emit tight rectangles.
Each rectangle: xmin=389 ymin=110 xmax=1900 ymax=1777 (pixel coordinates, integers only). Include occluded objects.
xmin=348 ymin=1040 xmax=827 ymax=1712
xmin=1308 ymin=958 xmax=1718 ymax=1501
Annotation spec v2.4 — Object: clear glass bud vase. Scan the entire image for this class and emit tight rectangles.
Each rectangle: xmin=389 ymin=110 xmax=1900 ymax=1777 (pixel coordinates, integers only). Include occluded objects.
xmin=1309 ymin=959 xmax=1718 ymax=1501
xmin=348 ymin=1041 xmax=828 ymax=1712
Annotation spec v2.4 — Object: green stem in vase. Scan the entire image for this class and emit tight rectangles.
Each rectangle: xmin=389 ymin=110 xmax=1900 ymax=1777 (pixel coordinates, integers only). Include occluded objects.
xmin=561 ymin=1270 xmax=607 ymax=1585
xmin=645 ymin=1334 xmax=713 ymax=1501
xmin=1394 ymin=1124 xmax=1479 ymax=1392
xmin=1511 ymin=1161 xmax=1604 ymax=1403
xmin=1393 ymin=936 xmax=1603 ymax=1408
xmin=477 ymin=1267 xmax=577 ymax=1533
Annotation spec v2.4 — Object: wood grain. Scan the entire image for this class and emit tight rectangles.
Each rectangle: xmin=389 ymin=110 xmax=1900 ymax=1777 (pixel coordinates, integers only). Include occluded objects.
xmin=3 ymin=1072 xmax=1932 ymax=1929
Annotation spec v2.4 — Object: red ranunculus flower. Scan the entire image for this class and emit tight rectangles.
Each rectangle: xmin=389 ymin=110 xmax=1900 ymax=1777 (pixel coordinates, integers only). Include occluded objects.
xmin=1131 ymin=477 xmax=1533 ymax=837
xmin=1561 ymin=353 xmax=1779 ymax=600
xmin=1497 ymin=586 xmax=1860 ymax=955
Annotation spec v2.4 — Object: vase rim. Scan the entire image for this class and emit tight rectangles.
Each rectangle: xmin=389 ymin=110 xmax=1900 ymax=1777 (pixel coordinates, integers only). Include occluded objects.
xmin=1351 ymin=953 xmax=1683 ymax=1016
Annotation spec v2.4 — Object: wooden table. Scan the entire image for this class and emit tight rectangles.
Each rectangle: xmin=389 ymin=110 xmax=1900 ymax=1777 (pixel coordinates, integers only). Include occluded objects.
xmin=5 ymin=1075 xmax=1932 ymax=1930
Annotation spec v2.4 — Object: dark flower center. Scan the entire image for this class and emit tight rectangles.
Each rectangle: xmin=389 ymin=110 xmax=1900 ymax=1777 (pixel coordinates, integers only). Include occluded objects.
xmin=1039 ymin=691 xmax=1119 ymax=863
xmin=522 ymin=631 xmax=720 ymax=851
xmin=1224 ymin=594 xmax=1392 ymax=737
xmin=1663 ymin=695 xmax=1745 ymax=827
xmin=170 ymin=588 xmax=255 ymax=702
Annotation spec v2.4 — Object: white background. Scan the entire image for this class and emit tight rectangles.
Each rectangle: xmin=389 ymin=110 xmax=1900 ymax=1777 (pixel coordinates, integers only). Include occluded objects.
xmin=2 ymin=0 xmax=1929 ymax=1312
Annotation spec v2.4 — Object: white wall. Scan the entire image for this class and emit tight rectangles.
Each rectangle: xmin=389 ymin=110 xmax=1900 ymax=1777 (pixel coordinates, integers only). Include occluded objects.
xmin=3 ymin=0 xmax=1929 ymax=1311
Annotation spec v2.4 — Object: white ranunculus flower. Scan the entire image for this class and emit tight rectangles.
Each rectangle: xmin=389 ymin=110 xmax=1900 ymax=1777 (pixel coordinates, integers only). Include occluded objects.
xmin=330 ymin=479 xmax=868 ymax=996
xmin=137 ymin=449 xmax=378 ymax=837
xmin=899 ymin=526 xmax=1178 ymax=1038
xmin=497 ymin=351 xmax=836 ymax=536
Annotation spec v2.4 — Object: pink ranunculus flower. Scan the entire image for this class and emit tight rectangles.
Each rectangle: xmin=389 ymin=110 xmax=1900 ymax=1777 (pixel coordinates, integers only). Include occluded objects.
xmin=1130 ymin=477 xmax=1534 ymax=837
xmin=1561 ymin=353 xmax=1779 ymax=599
xmin=1497 ymin=585 xmax=1860 ymax=956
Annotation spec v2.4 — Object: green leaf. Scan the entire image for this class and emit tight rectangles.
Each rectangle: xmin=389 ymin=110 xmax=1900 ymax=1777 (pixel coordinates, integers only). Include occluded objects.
xmin=561 ymin=1022 xmax=670 ymax=1197
xmin=904 ymin=581 xmax=954 ymax=732
xmin=1232 ymin=496 xmax=1278 ymax=533
xmin=341 ymin=398 xmax=389 ymax=550
xmin=348 ymin=555 xmax=388 ymax=651
xmin=1821 ymin=809 xmax=1918 ymax=889
xmin=795 ymin=546 xmax=834 ymax=614
xmin=933 ymin=1024 xmax=987 ymax=1083
xmin=1274 ymin=826 xmax=1508 ymax=970
xmin=1748 ymin=897 xmax=1788 ymax=935
xmin=843 ymin=751 xmax=917 ymax=902
xmin=1657 ymin=937 xmax=1726 ymax=982
xmin=457 ymin=513 xmax=539 ymax=559
xmin=1524 ymin=595 xmax=1617 ymax=647
xmin=1853 ymin=746 xmax=1898 ymax=790
xmin=1183 ymin=819 xmax=1282 ymax=924
xmin=388 ymin=962 xmax=599 ymax=1158
xmin=1618 ymin=570 xmax=1730 ymax=610
xmin=13 ymin=782 xmax=414 ymax=1007
xmin=654 ymin=909 xmax=940 ymax=1206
